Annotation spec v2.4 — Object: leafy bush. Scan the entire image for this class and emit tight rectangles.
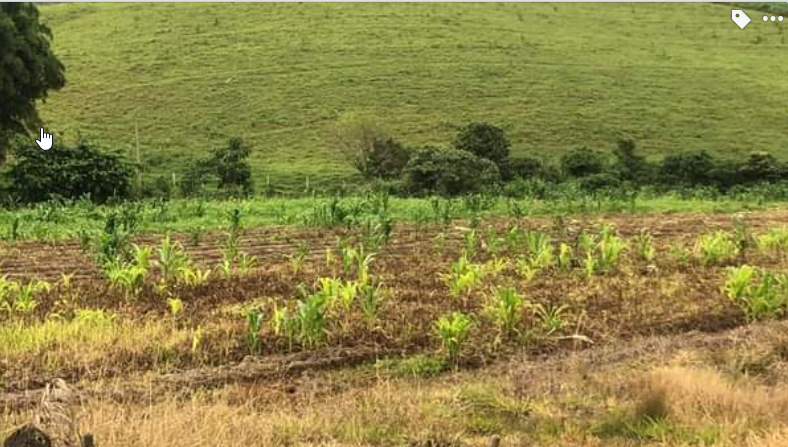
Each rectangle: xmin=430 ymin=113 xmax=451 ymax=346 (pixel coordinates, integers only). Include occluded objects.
xmin=403 ymin=146 xmax=501 ymax=196
xmin=509 ymin=156 xmax=545 ymax=180
xmin=613 ymin=137 xmax=652 ymax=183
xmin=6 ymin=138 xmax=134 ymax=203
xmin=366 ymin=137 xmax=410 ymax=179
xmin=181 ymin=137 xmax=253 ymax=197
xmin=452 ymin=122 xmax=511 ymax=177
xmin=658 ymin=150 xmax=717 ymax=187
xmin=738 ymin=151 xmax=785 ymax=184
xmin=560 ymin=148 xmax=608 ymax=178
xmin=577 ymin=172 xmax=621 ymax=192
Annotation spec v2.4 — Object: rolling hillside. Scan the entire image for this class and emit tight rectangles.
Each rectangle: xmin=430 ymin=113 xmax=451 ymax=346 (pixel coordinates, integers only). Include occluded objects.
xmin=38 ymin=3 xmax=788 ymax=192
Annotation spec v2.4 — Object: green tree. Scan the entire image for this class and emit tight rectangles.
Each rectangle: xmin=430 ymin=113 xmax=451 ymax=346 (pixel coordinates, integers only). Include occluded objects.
xmin=403 ymin=146 xmax=500 ymax=196
xmin=0 ymin=3 xmax=66 ymax=163
xmin=180 ymin=137 xmax=253 ymax=197
xmin=452 ymin=122 xmax=511 ymax=178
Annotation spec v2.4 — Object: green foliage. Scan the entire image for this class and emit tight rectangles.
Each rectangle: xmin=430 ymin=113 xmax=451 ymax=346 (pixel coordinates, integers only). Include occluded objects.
xmin=95 ymin=207 xmax=139 ymax=267
xmin=0 ymin=3 xmax=65 ymax=159
xmin=157 ymin=235 xmax=191 ymax=284
xmin=403 ymin=146 xmax=501 ymax=196
xmin=756 ymin=227 xmax=788 ymax=254
xmin=182 ymin=137 xmax=253 ymax=196
xmin=6 ymin=138 xmax=134 ymax=203
xmin=486 ymin=286 xmax=526 ymax=338
xmin=509 ymin=156 xmax=545 ymax=180
xmin=584 ymin=226 xmax=628 ymax=276
xmin=523 ymin=230 xmax=554 ymax=270
xmin=0 ymin=276 xmax=51 ymax=315
xmin=104 ymin=245 xmax=150 ymax=298
xmin=613 ymin=137 xmax=651 ymax=183
xmin=435 ymin=311 xmax=472 ymax=362
xmin=294 ymin=289 xmax=329 ymax=348
xmin=366 ymin=137 xmax=411 ymax=180
xmin=724 ymin=265 xmax=788 ymax=321
xmin=247 ymin=308 xmax=263 ymax=354
xmin=694 ymin=231 xmax=740 ymax=266
xmin=658 ymin=150 xmax=717 ymax=187
xmin=441 ymin=255 xmax=486 ymax=298
xmin=533 ymin=303 xmax=568 ymax=336
xmin=452 ymin=122 xmax=511 ymax=178
xmin=558 ymin=242 xmax=574 ymax=271
xmin=738 ymin=151 xmax=785 ymax=184
xmin=634 ymin=231 xmax=656 ymax=263
xmin=358 ymin=282 xmax=383 ymax=326
xmin=375 ymin=354 xmax=447 ymax=378
xmin=560 ymin=148 xmax=608 ymax=178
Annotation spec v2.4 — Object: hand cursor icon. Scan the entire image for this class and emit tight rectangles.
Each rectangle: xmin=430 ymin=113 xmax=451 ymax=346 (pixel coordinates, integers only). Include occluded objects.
xmin=36 ymin=128 xmax=53 ymax=151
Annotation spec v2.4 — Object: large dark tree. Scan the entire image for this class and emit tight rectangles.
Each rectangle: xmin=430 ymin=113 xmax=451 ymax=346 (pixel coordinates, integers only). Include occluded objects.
xmin=452 ymin=122 xmax=511 ymax=178
xmin=0 ymin=3 xmax=65 ymax=163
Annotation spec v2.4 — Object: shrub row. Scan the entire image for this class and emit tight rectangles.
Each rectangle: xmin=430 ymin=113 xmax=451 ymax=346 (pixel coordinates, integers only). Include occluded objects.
xmin=2 ymin=121 xmax=788 ymax=204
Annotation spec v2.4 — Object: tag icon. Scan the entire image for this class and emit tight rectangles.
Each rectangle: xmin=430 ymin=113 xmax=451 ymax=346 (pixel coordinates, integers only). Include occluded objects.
xmin=732 ymin=10 xmax=751 ymax=29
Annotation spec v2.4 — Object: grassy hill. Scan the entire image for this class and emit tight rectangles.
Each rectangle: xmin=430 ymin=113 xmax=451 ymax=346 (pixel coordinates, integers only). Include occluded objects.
xmin=38 ymin=2 xmax=788 ymax=193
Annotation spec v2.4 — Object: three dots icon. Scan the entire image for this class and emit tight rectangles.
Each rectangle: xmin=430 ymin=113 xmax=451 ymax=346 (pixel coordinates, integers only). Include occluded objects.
xmin=763 ymin=15 xmax=784 ymax=22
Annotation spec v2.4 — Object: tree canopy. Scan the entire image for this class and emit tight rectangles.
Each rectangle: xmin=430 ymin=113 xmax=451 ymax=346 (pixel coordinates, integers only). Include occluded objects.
xmin=0 ymin=3 xmax=66 ymax=163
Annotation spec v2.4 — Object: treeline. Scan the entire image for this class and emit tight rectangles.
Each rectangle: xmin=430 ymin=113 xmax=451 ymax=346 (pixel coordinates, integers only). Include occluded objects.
xmin=2 ymin=120 xmax=788 ymax=205
xmin=335 ymin=117 xmax=788 ymax=197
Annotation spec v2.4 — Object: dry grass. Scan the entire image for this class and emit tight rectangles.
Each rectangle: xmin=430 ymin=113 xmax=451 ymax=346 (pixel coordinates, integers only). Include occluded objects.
xmin=635 ymin=366 xmax=788 ymax=426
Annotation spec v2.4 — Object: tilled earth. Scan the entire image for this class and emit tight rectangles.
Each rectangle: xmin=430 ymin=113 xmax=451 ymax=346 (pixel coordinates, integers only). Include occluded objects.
xmin=1 ymin=210 xmax=787 ymax=410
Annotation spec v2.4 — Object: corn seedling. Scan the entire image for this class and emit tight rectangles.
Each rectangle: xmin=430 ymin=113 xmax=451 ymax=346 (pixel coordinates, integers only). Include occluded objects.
xmin=482 ymin=257 xmax=509 ymax=277
xmin=462 ymin=229 xmax=479 ymax=259
xmin=534 ymin=303 xmax=568 ymax=336
xmin=756 ymin=227 xmax=788 ymax=254
xmin=59 ymin=273 xmax=75 ymax=291
xmin=295 ymin=290 xmax=329 ymax=348
xmin=237 ymin=252 xmax=258 ymax=275
xmin=354 ymin=249 xmax=375 ymax=286
xmin=486 ymin=286 xmax=526 ymax=338
xmin=359 ymin=282 xmax=383 ymax=326
xmin=247 ymin=308 xmax=264 ymax=354
xmin=515 ymin=256 xmax=539 ymax=282
xmin=724 ymin=265 xmax=788 ymax=321
xmin=695 ymin=231 xmax=740 ymax=266
xmin=340 ymin=244 xmax=357 ymax=278
xmin=0 ymin=277 xmax=51 ymax=314
xmin=158 ymin=235 xmax=191 ymax=284
xmin=271 ymin=303 xmax=298 ymax=351
xmin=723 ymin=265 xmax=756 ymax=302
xmin=435 ymin=311 xmax=472 ymax=363
xmin=167 ymin=297 xmax=184 ymax=317
xmin=558 ymin=243 xmax=573 ymax=271
xmin=287 ymin=242 xmax=310 ymax=275
xmin=360 ymin=214 xmax=394 ymax=252
xmin=217 ymin=258 xmax=233 ymax=277
xmin=430 ymin=197 xmax=454 ymax=227
xmin=180 ymin=266 xmax=211 ymax=286
xmin=442 ymin=255 xmax=486 ymax=298
xmin=634 ymin=231 xmax=656 ymax=263
xmin=483 ymin=228 xmax=504 ymax=256
xmin=584 ymin=226 xmax=628 ymax=276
